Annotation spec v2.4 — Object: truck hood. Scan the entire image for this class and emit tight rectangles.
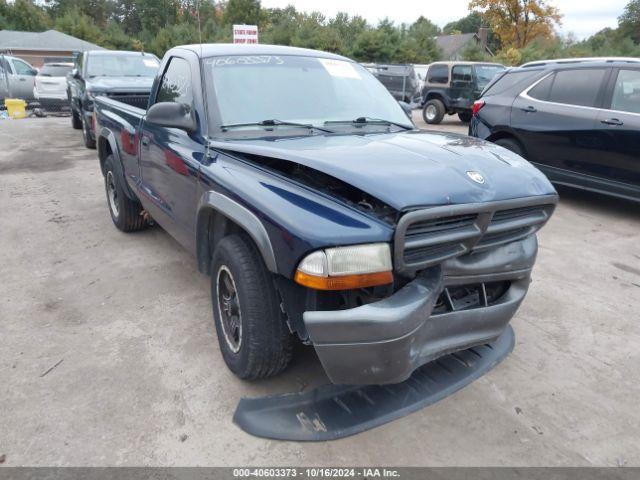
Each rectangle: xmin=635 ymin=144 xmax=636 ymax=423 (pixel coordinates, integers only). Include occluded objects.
xmin=86 ymin=76 xmax=154 ymax=93
xmin=210 ymin=130 xmax=556 ymax=211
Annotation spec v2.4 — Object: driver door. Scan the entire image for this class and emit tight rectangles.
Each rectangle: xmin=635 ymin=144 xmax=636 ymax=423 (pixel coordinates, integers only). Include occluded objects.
xmin=139 ymin=55 xmax=204 ymax=252
xmin=10 ymin=58 xmax=37 ymax=100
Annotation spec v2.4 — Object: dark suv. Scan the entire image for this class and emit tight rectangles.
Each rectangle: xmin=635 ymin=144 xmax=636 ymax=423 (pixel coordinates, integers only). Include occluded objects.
xmin=421 ymin=61 xmax=505 ymax=124
xmin=67 ymin=50 xmax=160 ymax=149
xmin=363 ymin=64 xmax=422 ymax=103
xmin=470 ymin=58 xmax=640 ymax=202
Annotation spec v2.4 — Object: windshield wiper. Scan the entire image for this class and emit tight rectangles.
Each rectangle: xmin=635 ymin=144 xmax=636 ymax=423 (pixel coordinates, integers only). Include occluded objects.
xmin=220 ymin=119 xmax=333 ymax=133
xmin=325 ymin=117 xmax=414 ymax=130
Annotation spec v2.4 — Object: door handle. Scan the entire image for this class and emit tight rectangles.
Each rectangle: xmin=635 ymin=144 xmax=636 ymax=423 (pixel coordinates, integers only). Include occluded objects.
xmin=521 ymin=106 xmax=537 ymax=113
xmin=141 ymin=135 xmax=150 ymax=147
xmin=601 ymin=118 xmax=624 ymax=126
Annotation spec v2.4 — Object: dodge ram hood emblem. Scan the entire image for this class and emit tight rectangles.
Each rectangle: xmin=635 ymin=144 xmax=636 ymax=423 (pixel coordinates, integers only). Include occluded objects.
xmin=467 ymin=171 xmax=485 ymax=184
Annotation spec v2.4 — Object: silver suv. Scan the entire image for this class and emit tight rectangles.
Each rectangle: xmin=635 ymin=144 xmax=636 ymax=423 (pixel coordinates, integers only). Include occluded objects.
xmin=0 ymin=54 xmax=38 ymax=103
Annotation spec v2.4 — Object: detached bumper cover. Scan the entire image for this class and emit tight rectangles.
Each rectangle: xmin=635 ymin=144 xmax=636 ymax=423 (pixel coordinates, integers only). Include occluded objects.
xmin=234 ymin=325 xmax=515 ymax=441
xmin=304 ymin=237 xmax=536 ymax=385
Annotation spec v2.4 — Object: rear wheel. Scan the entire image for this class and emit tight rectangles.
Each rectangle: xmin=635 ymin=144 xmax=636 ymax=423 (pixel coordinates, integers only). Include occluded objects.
xmin=71 ymin=108 xmax=82 ymax=129
xmin=495 ymin=137 xmax=525 ymax=157
xmin=458 ymin=111 xmax=472 ymax=123
xmin=103 ymin=155 xmax=148 ymax=232
xmin=422 ymin=99 xmax=445 ymax=124
xmin=211 ymin=234 xmax=293 ymax=380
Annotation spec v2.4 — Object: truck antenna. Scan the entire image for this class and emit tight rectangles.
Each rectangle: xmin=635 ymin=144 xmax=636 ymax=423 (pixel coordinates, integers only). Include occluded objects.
xmin=196 ymin=0 xmax=203 ymax=53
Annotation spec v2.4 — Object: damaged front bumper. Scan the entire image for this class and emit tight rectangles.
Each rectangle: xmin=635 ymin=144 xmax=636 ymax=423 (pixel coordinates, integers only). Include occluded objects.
xmin=304 ymin=236 xmax=537 ymax=385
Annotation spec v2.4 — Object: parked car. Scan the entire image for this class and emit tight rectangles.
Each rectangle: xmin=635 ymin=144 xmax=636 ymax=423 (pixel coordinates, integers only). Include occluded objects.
xmin=470 ymin=58 xmax=640 ymax=202
xmin=33 ymin=62 xmax=74 ymax=110
xmin=95 ymin=44 xmax=557 ymax=387
xmin=67 ymin=50 xmax=160 ymax=149
xmin=421 ymin=61 xmax=505 ymax=124
xmin=0 ymin=54 xmax=38 ymax=103
xmin=363 ymin=63 xmax=422 ymax=103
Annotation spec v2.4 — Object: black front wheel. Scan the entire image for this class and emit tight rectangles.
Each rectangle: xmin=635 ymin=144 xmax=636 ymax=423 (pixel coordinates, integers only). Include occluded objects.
xmin=211 ymin=234 xmax=293 ymax=380
xmin=458 ymin=111 xmax=472 ymax=123
xmin=71 ymin=108 xmax=82 ymax=129
xmin=81 ymin=111 xmax=96 ymax=149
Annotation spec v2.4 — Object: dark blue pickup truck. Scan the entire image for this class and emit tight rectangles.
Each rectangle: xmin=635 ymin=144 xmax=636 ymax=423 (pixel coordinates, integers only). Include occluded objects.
xmin=95 ymin=44 xmax=558 ymax=386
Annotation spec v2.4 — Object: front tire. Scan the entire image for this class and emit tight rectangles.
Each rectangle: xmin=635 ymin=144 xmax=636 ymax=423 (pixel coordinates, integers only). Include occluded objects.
xmin=495 ymin=137 xmax=525 ymax=157
xmin=211 ymin=234 xmax=293 ymax=380
xmin=422 ymin=99 xmax=446 ymax=124
xmin=103 ymin=155 xmax=148 ymax=232
xmin=71 ymin=108 xmax=82 ymax=129
xmin=458 ymin=111 xmax=472 ymax=123
xmin=81 ymin=111 xmax=96 ymax=149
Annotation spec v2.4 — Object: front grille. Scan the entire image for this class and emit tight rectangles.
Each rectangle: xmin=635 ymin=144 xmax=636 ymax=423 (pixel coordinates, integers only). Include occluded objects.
xmin=394 ymin=196 xmax=557 ymax=273
xmin=106 ymin=93 xmax=149 ymax=109
xmin=475 ymin=204 xmax=554 ymax=250
xmin=432 ymin=281 xmax=511 ymax=315
xmin=405 ymin=213 xmax=477 ymax=237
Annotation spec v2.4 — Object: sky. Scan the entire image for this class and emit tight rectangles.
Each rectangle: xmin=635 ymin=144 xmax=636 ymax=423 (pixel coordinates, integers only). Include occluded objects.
xmin=259 ymin=0 xmax=629 ymax=39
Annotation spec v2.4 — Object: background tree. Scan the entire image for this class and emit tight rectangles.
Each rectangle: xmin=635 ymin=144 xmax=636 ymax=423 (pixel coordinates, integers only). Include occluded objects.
xmin=3 ymin=0 xmax=51 ymax=31
xmin=3 ymin=0 xmax=639 ymax=65
xmin=396 ymin=17 xmax=441 ymax=63
xmin=618 ymin=0 xmax=640 ymax=44
xmin=461 ymin=42 xmax=488 ymax=61
xmin=54 ymin=8 xmax=103 ymax=44
xmin=443 ymin=11 xmax=501 ymax=52
xmin=469 ymin=0 xmax=561 ymax=49
xmin=223 ymin=0 xmax=260 ymax=26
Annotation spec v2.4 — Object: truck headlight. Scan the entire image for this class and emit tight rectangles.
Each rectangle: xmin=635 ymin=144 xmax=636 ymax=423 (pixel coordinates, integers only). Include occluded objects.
xmin=294 ymin=243 xmax=393 ymax=290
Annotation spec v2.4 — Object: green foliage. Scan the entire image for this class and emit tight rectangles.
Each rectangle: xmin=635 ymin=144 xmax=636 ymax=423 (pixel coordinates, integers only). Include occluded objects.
xmin=3 ymin=0 xmax=51 ymax=31
xmin=618 ymin=0 xmax=640 ymax=43
xmin=224 ymin=0 xmax=260 ymax=26
xmin=494 ymin=31 xmax=640 ymax=67
xmin=2 ymin=0 xmax=638 ymax=65
xmin=54 ymin=8 xmax=103 ymax=44
xmin=443 ymin=11 xmax=483 ymax=34
xmin=461 ymin=42 xmax=488 ymax=61
xmin=148 ymin=23 xmax=200 ymax=57
xmin=444 ymin=11 xmax=501 ymax=52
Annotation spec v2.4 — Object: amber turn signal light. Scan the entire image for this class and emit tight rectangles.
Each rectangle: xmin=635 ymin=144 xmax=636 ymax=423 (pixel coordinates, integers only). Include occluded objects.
xmin=294 ymin=270 xmax=393 ymax=291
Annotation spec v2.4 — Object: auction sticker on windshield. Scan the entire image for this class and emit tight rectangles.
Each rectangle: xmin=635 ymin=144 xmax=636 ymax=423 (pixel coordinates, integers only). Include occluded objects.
xmin=319 ymin=59 xmax=360 ymax=79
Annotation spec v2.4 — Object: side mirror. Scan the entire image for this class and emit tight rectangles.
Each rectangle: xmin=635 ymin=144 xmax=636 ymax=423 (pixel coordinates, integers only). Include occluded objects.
xmin=398 ymin=101 xmax=412 ymax=117
xmin=72 ymin=69 xmax=81 ymax=79
xmin=146 ymin=102 xmax=197 ymax=132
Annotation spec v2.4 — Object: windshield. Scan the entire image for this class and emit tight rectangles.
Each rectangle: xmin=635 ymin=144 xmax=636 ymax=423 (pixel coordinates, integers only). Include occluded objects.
xmin=87 ymin=54 xmax=159 ymax=78
xmin=39 ymin=64 xmax=72 ymax=77
xmin=205 ymin=55 xmax=413 ymax=136
xmin=474 ymin=65 xmax=506 ymax=89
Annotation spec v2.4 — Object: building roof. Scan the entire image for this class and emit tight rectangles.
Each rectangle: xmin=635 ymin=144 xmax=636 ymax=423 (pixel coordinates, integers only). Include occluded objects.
xmin=0 ymin=29 xmax=105 ymax=52
xmin=435 ymin=33 xmax=478 ymax=59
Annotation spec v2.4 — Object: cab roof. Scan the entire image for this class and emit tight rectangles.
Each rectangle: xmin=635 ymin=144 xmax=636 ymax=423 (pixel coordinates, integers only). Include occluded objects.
xmin=174 ymin=43 xmax=352 ymax=62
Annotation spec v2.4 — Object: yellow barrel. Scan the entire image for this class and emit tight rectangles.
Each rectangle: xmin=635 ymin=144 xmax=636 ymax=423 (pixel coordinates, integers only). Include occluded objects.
xmin=5 ymin=98 xmax=27 ymax=119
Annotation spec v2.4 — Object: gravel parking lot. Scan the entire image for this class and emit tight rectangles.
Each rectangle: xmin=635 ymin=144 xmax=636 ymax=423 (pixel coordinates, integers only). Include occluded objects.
xmin=1 ymin=116 xmax=639 ymax=467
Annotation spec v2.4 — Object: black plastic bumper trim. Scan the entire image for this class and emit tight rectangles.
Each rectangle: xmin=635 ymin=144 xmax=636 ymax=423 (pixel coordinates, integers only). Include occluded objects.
xmin=233 ymin=325 xmax=515 ymax=442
